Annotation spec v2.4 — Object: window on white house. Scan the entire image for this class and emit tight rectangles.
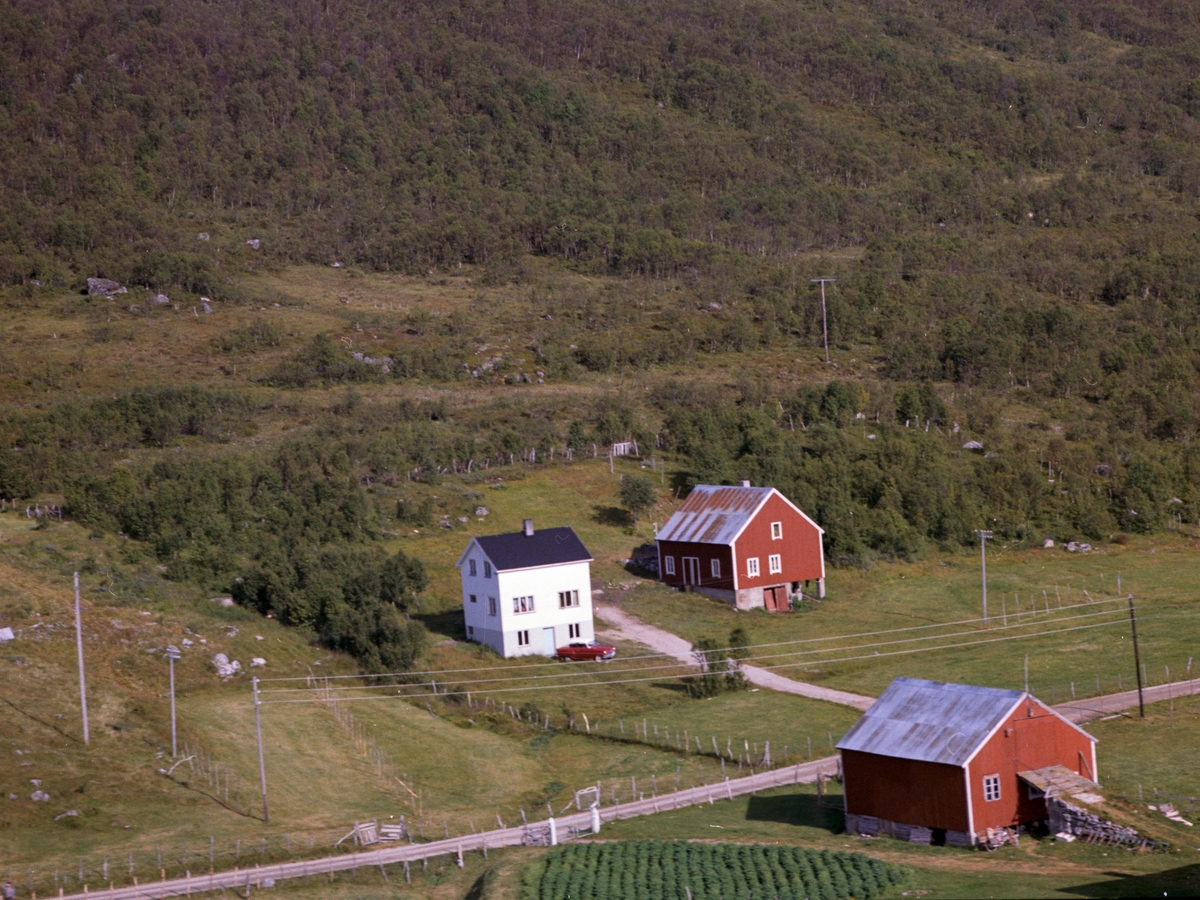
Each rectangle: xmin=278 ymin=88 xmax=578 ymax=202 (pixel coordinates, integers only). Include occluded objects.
xmin=488 ymin=597 xmax=497 ymax=616
xmin=710 ymin=558 xmax=721 ymax=578
xmin=746 ymin=557 xmax=760 ymax=577
xmin=558 ymin=590 xmax=579 ymax=608
xmin=768 ymin=554 xmax=782 ymax=574
xmin=469 ymin=559 xmax=477 ymax=576
xmin=983 ymin=774 xmax=1001 ymax=802
xmin=771 ymin=522 xmax=783 ymax=540
xmin=568 ymin=623 xmax=581 ymax=639
xmin=664 ymin=556 xmax=676 ymax=576
xmin=468 ymin=626 xmax=474 ymax=637
xmin=469 ymin=594 xmax=477 ymax=604
xmin=517 ymin=630 xmax=530 ymax=646
xmin=484 ymin=561 xmax=492 ymax=578
xmin=513 ymin=595 xmax=535 ymax=614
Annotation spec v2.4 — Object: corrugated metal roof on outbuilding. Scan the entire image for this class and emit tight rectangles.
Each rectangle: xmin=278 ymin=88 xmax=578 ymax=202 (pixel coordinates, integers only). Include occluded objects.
xmin=656 ymin=485 xmax=774 ymax=544
xmin=836 ymin=677 xmax=1024 ymax=767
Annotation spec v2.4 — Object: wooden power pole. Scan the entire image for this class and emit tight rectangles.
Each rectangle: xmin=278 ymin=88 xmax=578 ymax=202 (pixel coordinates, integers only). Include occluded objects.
xmin=74 ymin=572 xmax=89 ymax=745
xmin=975 ymin=530 xmax=993 ymax=627
xmin=810 ymin=278 xmax=836 ymax=363
xmin=1128 ymin=595 xmax=1145 ymax=718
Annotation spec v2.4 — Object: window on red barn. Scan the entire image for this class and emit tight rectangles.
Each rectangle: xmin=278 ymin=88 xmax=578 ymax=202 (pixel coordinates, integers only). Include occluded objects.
xmin=984 ymin=774 xmax=1001 ymax=801
xmin=710 ymin=559 xmax=721 ymax=578
xmin=664 ymin=556 xmax=675 ymax=576
xmin=771 ymin=522 xmax=782 ymax=540
xmin=746 ymin=557 xmax=760 ymax=577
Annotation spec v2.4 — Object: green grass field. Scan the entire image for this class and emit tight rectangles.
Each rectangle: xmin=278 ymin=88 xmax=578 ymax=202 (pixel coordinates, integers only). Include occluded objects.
xmin=3 ymin=448 xmax=1200 ymax=898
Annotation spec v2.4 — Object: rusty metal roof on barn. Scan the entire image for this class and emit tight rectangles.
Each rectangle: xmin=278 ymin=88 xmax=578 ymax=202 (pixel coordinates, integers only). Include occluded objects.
xmin=656 ymin=485 xmax=776 ymax=545
xmin=836 ymin=677 xmax=1026 ymax=767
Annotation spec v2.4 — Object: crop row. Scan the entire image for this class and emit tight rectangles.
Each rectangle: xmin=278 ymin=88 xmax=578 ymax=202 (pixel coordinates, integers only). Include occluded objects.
xmin=525 ymin=840 xmax=907 ymax=900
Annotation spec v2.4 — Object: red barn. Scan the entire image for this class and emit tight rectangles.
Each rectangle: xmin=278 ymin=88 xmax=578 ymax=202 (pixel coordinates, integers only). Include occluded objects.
xmin=656 ymin=482 xmax=825 ymax=611
xmin=838 ymin=677 xmax=1098 ymax=846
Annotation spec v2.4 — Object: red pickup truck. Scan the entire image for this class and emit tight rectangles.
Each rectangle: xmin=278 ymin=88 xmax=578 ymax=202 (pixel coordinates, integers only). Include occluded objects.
xmin=555 ymin=641 xmax=617 ymax=661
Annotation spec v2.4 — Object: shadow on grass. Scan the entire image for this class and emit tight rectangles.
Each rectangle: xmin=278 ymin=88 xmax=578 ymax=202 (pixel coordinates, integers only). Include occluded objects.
xmin=593 ymin=505 xmax=634 ymax=528
xmin=745 ymin=791 xmax=845 ymax=833
xmin=1067 ymin=863 xmax=1200 ymax=898
xmin=417 ymin=609 xmax=468 ymax=642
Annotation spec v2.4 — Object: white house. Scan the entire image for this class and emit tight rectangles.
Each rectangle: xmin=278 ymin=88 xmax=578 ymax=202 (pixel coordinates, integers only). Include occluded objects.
xmin=457 ymin=519 xmax=595 ymax=658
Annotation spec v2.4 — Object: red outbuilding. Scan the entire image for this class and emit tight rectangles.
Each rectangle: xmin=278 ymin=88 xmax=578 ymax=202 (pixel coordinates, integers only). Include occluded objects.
xmin=656 ymin=482 xmax=825 ymax=611
xmin=838 ymin=677 xmax=1099 ymax=846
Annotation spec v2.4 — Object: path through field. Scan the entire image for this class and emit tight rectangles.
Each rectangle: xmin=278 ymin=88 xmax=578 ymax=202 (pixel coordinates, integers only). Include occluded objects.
xmin=595 ymin=604 xmax=876 ymax=710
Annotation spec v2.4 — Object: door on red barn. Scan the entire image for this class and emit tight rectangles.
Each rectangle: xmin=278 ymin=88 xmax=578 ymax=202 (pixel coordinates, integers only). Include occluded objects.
xmin=763 ymin=586 xmax=786 ymax=611
xmin=682 ymin=557 xmax=701 ymax=585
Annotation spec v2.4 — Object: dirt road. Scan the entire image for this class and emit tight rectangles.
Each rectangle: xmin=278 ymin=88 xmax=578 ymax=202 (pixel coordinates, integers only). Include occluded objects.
xmin=595 ymin=604 xmax=876 ymax=711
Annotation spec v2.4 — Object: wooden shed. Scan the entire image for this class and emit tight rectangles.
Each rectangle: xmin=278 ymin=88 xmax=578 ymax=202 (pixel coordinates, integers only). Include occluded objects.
xmin=656 ymin=482 xmax=824 ymax=611
xmin=838 ymin=677 xmax=1098 ymax=846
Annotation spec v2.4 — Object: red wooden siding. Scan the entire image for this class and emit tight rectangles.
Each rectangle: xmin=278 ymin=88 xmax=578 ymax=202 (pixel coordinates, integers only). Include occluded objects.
xmin=965 ymin=698 xmax=1097 ymax=832
xmin=657 ymin=542 xmax=734 ymax=590
xmin=842 ymin=749 xmax=971 ymax=833
xmin=732 ymin=492 xmax=824 ymax=588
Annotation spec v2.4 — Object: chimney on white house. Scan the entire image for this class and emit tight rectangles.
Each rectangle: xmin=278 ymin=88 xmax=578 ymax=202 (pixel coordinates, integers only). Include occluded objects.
xmin=523 ymin=519 xmax=534 ymax=536
xmin=741 ymin=480 xmax=751 ymax=487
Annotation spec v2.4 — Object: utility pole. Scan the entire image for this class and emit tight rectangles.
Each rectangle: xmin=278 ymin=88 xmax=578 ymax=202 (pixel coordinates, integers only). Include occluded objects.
xmin=253 ymin=676 xmax=269 ymax=822
xmin=165 ymin=645 xmax=181 ymax=757
xmin=975 ymin=530 xmax=993 ymax=627
xmin=1128 ymin=595 xmax=1145 ymax=718
xmin=810 ymin=278 xmax=836 ymax=363
xmin=74 ymin=572 xmax=89 ymax=745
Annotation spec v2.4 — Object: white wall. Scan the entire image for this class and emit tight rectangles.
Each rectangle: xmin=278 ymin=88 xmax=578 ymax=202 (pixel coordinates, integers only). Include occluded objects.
xmin=460 ymin=547 xmax=593 ymax=657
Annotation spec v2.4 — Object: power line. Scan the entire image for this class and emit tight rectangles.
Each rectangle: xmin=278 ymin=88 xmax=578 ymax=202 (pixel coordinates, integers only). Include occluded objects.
xmin=257 ymin=608 xmax=1196 ymax=706
xmin=258 ymin=603 xmax=1139 ymax=696
xmin=256 ymin=592 xmax=1160 ymax=685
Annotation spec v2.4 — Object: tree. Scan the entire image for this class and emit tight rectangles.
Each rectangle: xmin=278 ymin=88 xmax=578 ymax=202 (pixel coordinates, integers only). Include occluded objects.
xmin=618 ymin=474 xmax=657 ymax=523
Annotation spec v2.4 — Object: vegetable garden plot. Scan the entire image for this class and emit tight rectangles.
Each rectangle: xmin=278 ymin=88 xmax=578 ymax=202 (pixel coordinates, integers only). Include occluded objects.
xmin=524 ymin=840 xmax=907 ymax=900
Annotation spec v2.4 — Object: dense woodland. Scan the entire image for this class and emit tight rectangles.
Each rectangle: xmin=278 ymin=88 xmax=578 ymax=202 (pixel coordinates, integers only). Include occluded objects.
xmin=3 ymin=0 xmax=1200 ymax=668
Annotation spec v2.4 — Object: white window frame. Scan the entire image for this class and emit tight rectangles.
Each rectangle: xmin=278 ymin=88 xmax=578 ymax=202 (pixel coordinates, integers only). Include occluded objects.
xmin=469 ymin=559 xmax=477 ymax=576
xmin=710 ymin=558 xmax=721 ymax=579
xmin=664 ymin=555 xmax=675 ymax=576
xmin=983 ymin=774 xmax=1001 ymax=802
xmin=746 ymin=557 xmax=760 ymax=578
xmin=771 ymin=521 xmax=783 ymax=540
xmin=484 ymin=561 xmax=492 ymax=578
xmin=513 ymin=595 xmax=535 ymax=614
xmin=768 ymin=554 xmax=782 ymax=574
xmin=488 ymin=597 xmax=497 ymax=616
xmin=568 ymin=623 xmax=581 ymax=639
xmin=517 ymin=630 xmax=530 ymax=646
xmin=558 ymin=590 xmax=579 ymax=608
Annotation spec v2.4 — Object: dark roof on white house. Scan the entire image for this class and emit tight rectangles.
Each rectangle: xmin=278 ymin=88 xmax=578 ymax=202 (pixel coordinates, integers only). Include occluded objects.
xmin=837 ymin=677 xmax=1062 ymax=767
xmin=470 ymin=526 xmax=592 ymax=572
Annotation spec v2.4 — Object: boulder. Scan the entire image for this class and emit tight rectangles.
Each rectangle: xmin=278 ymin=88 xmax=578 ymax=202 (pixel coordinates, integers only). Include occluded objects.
xmin=151 ymin=293 xmax=170 ymax=305
xmin=246 ymin=239 xmax=261 ymax=250
xmin=250 ymin=657 xmax=266 ymax=667
xmin=212 ymin=653 xmax=242 ymax=678
xmin=87 ymin=277 xmax=127 ymax=296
